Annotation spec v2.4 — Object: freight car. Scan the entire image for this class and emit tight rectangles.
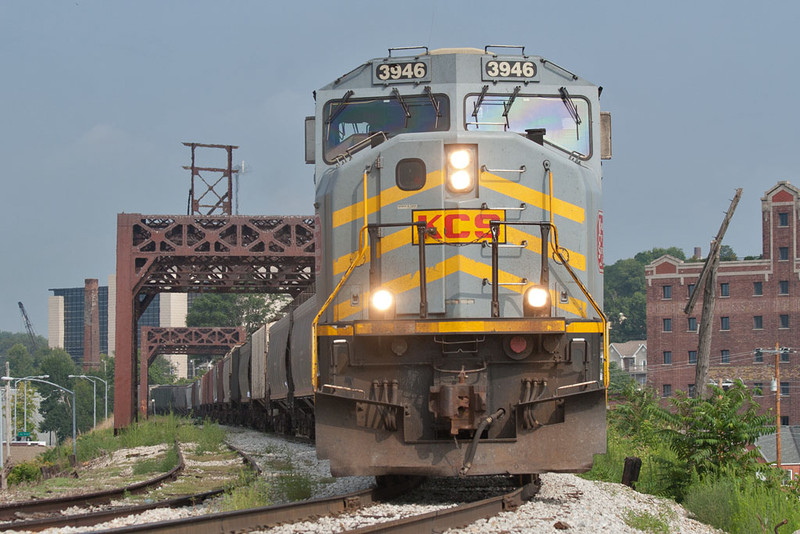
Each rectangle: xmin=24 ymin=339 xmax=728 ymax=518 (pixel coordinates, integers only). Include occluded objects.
xmin=154 ymin=46 xmax=611 ymax=480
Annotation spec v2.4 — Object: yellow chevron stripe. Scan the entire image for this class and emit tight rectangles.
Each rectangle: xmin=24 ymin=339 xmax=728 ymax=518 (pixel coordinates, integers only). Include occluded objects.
xmin=334 ymin=226 xmax=585 ymax=276
xmin=480 ymin=172 xmax=585 ymax=223
xmin=505 ymin=227 xmax=586 ymax=272
xmin=333 ymin=254 xmax=589 ymax=320
xmin=332 ymin=170 xmax=444 ymax=228
xmin=333 ymin=227 xmax=410 ymax=276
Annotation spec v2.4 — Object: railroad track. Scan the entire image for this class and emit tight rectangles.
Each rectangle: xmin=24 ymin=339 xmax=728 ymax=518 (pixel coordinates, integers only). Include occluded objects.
xmin=82 ymin=476 xmax=539 ymax=534
xmin=0 ymin=441 xmax=260 ymax=532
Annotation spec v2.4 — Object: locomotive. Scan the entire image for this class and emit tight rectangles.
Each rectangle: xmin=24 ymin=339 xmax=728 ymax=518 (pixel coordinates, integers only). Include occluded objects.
xmin=154 ymin=46 xmax=612 ymax=479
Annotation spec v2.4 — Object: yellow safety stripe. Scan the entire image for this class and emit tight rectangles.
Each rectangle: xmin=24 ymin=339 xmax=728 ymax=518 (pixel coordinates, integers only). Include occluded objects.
xmin=566 ymin=322 xmax=605 ymax=334
xmin=332 ymin=170 xmax=444 ymax=228
xmin=481 ymin=171 xmax=585 ymax=223
xmin=505 ymin=227 xmax=586 ymax=272
xmin=334 ymin=226 xmax=585 ymax=276
xmin=353 ymin=318 xmax=566 ymax=335
xmin=333 ymin=254 xmax=589 ymax=320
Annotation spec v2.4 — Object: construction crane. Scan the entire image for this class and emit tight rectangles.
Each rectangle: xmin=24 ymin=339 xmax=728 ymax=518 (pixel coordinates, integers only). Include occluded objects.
xmin=17 ymin=302 xmax=39 ymax=350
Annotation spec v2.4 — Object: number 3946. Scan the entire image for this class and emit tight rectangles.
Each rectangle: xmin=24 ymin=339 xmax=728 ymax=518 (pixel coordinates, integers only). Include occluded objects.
xmin=376 ymin=62 xmax=427 ymax=81
xmin=485 ymin=60 xmax=536 ymax=78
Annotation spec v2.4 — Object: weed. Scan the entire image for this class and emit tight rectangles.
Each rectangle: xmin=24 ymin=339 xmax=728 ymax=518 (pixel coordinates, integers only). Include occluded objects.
xmin=622 ymin=509 xmax=670 ymax=534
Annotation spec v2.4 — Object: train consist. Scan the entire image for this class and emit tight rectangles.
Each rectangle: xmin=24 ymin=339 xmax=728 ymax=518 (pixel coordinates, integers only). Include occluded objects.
xmin=152 ymin=46 xmax=612 ymax=479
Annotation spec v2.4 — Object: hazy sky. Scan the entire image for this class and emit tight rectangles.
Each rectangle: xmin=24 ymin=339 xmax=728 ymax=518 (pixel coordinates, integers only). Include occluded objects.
xmin=2 ymin=1 xmax=798 ymax=334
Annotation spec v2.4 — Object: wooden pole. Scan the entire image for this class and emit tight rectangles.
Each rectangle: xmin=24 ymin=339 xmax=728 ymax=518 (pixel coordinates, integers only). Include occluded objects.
xmin=776 ymin=341 xmax=782 ymax=471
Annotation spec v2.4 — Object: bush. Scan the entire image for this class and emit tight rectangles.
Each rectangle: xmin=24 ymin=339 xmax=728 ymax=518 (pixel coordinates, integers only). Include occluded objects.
xmin=8 ymin=461 xmax=42 ymax=485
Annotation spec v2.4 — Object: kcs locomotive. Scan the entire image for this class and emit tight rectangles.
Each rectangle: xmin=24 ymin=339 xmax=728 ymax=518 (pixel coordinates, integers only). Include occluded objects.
xmin=156 ymin=46 xmax=612 ymax=480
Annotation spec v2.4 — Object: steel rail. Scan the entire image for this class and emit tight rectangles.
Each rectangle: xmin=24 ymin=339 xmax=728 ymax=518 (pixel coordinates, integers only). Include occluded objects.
xmin=0 ymin=441 xmax=186 ymax=522
xmin=344 ymin=479 xmax=540 ymax=534
xmin=0 ymin=442 xmax=263 ymax=532
xmin=0 ymin=488 xmax=224 ymax=532
xmin=89 ymin=477 xmax=421 ymax=534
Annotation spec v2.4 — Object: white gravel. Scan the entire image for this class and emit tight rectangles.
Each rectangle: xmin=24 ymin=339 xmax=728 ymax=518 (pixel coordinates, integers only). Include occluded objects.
xmin=3 ymin=426 xmax=724 ymax=533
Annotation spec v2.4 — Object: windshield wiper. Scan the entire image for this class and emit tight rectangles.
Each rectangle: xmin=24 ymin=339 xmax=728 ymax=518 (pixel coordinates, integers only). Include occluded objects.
xmin=559 ymin=87 xmax=581 ymax=139
xmin=326 ymin=90 xmax=355 ymax=127
xmin=502 ymin=86 xmax=521 ymax=130
xmin=391 ymin=88 xmax=411 ymax=128
xmin=471 ymin=85 xmax=490 ymax=122
xmin=424 ymin=86 xmax=442 ymax=128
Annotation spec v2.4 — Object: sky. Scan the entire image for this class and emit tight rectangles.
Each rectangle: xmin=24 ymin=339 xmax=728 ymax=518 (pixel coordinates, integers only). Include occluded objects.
xmin=2 ymin=1 xmax=799 ymax=334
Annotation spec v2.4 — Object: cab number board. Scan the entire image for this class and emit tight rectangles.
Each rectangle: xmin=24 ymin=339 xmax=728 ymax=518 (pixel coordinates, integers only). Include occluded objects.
xmin=483 ymin=59 xmax=537 ymax=80
xmin=374 ymin=61 xmax=428 ymax=83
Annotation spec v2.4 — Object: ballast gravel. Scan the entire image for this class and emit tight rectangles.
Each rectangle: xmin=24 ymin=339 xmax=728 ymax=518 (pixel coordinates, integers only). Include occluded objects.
xmin=3 ymin=426 xmax=724 ymax=533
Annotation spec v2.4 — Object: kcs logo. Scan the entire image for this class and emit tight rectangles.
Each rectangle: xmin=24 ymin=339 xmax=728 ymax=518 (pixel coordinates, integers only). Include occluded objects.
xmin=412 ymin=209 xmax=506 ymax=244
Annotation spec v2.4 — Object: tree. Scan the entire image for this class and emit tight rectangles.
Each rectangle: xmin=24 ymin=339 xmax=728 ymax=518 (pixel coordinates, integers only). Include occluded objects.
xmin=607 ymin=361 xmax=636 ymax=394
xmin=149 ymin=355 xmax=175 ymax=385
xmin=187 ymin=293 xmax=291 ymax=334
xmin=6 ymin=343 xmax=37 ymax=378
xmin=605 ymin=247 xmax=687 ymax=342
xmin=651 ymin=381 xmax=774 ymax=499
xmin=37 ymin=350 xmax=78 ymax=442
xmin=719 ymin=244 xmax=737 ymax=261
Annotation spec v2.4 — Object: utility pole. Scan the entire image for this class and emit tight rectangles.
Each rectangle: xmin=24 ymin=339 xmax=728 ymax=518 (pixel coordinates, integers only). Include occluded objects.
xmin=761 ymin=344 xmax=796 ymax=471
xmin=685 ymin=188 xmax=742 ymax=398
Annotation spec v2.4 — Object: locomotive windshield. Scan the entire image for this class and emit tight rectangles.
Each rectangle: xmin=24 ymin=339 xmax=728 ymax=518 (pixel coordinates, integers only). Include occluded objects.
xmin=465 ymin=94 xmax=591 ymax=157
xmin=323 ymin=93 xmax=449 ymax=163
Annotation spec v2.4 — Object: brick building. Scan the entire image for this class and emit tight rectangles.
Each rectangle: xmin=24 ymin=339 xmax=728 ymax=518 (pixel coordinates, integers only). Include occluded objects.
xmin=645 ymin=181 xmax=800 ymax=424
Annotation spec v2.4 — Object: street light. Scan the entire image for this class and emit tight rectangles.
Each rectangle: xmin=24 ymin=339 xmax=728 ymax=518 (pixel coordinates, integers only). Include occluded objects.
xmin=11 ymin=376 xmax=49 ymax=440
xmin=68 ymin=375 xmax=108 ymax=428
xmin=3 ymin=377 xmax=76 ymax=459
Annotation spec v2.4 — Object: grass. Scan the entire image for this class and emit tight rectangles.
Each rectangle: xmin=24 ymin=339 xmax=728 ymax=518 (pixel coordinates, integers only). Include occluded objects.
xmin=131 ymin=442 xmax=180 ymax=475
xmin=584 ymin=425 xmax=800 ymax=533
xmin=622 ymin=509 xmax=670 ymax=534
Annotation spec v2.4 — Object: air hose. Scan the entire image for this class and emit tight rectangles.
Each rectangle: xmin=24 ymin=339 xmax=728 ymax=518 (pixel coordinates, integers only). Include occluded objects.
xmin=459 ymin=408 xmax=506 ymax=477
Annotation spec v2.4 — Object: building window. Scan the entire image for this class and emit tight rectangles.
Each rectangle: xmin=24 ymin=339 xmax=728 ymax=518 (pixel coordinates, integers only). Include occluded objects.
xmin=663 ymin=318 xmax=672 ymax=332
xmin=754 ymin=316 xmax=763 ymax=329
xmin=781 ymin=416 xmax=790 ymax=426
xmin=779 ymin=212 xmax=789 ymax=226
xmin=782 ymin=348 xmax=790 ymax=363
xmin=781 ymin=381 xmax=790 ymax=396
xmin=720 ymin=283 xmax=730 ymax=297
xmin=662 ymin=285 xmax=672 ymax=299
xmin=754 ymin=281 xmax=763 ymax=296
xmin=688 ymin=284 xmax=695 ymax=298
xmin=663 ymin=384 xmax=672 ymax=397
xmin=754 ymin=382 xmax=764 ymax=396
xmin=721 ymin=349 xmax=730 ymax=364
xmin=688 ymin=384 xmax=696 ymax=398
xmin=779 ymin=280 xmax=789 ymax=295
xmin=720 ymin=316 xmax=730 ymax=330
xmin=780 ymin=314 xmax=790 ymax=329
xmin=688 ymin=317 xmax=697 ymax=332
xmin=689 ymin=350 xmax=697 ymax=364
xmin=755 ymin=349 xmax=763 ymax=363
xmin=780 ymin=247 xmax=789 ymax=260
xmin=663 ymin=351 xmax=672 ymax=365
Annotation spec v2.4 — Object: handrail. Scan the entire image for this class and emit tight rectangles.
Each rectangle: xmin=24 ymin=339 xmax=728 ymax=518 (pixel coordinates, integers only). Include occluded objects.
xmin=311 ymin=168 xmax=372 ymax=390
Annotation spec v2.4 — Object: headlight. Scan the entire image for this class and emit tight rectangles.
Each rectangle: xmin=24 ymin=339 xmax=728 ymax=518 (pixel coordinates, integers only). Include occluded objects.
xmin=448 ymin=170 xmax=473 ymax=192
xmin=526 ymin=286 xmax=549 ymax=308
xmin=371 ymin=289 xmax=394 ymax=312
xmin=523 ymin=285 xmax=550 ymax=317
xmin=445 ymin=145 xmax=477 ymax=194
xmin=449 ymin=149 xmax=471 ymax=170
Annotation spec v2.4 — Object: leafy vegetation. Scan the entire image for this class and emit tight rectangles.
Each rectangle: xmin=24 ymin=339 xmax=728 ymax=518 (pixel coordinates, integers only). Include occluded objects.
xmin=604 ymin=247 xmax=686 ymax=343
xmin=186 ymin=293 xmax=291 ymax=334
xmin=586 ymin=381 xmax=795 ymax=533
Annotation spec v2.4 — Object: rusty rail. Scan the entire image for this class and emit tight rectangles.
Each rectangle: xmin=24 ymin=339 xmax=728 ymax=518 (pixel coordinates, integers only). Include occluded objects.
xmin=345 ymin=479 xmax=540 ymax=533
xmin=89 ymin=477 xmax=422 ymax=534
xmin=0 ymin=442 xmax=186 ymax=523
xmin=0 ymin=441 xmax=262 ymax=532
